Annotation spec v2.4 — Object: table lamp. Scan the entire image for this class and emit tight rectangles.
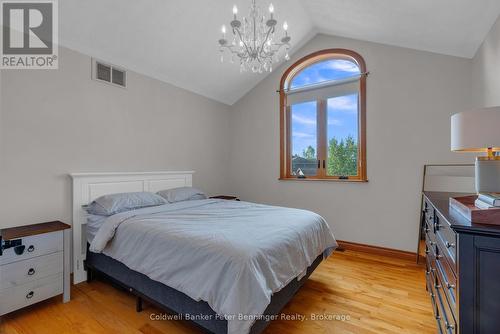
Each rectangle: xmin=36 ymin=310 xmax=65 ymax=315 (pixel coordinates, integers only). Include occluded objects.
xmin=451 ymin=107 xmax=500 ymax=193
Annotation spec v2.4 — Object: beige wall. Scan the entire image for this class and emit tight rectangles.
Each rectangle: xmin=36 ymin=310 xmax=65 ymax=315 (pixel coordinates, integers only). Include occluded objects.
xmin=1 ymin=33 xmax=483 ymax=252
xmin=472 ymin=15 xmax=500 ymax=107
xmin=0 ymin=47 xmax=231 ymax=229
xmin=228 ymin=34 xmax=473 ymax=252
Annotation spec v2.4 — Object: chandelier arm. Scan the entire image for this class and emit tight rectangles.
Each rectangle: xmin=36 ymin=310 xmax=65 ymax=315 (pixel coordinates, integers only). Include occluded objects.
xmin=221 ymin=40 xmax=249 ymax=56
xmin=222 ymin=45 xmax=248 ymax=61
xmin=234 ymin=27 xmax=253 ymax=57
xmin=252 ymin=10 xmax=257 ymax=50
xmin=257 ymin=25 xmax=275 ymax=58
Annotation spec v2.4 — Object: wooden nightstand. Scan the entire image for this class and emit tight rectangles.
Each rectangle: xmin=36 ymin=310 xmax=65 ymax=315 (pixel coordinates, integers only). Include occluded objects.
xmin=0 ymin=221 xmax=71 ymax=316
xmin=210 ymin=195 xmax=240 ymax=201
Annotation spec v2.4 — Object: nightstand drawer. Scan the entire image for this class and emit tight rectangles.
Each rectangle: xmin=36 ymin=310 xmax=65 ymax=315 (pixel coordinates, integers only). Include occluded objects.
xmin=0 ymin=231 xmax=63 ymax=266
xmin=0 ymin=273 xmax=63 ymax=316
xmin=0 ymin=252 xmax=63 ymax=290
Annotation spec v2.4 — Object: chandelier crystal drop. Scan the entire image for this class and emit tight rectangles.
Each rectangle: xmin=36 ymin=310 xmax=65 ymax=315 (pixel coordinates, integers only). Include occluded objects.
xmin=218 ymin=0 xmax=291 ymax=73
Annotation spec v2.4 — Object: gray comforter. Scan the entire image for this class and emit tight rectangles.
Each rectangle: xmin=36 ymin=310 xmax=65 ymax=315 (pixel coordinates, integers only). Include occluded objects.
xmin=90 ymin=199 xmax=337 ymax=334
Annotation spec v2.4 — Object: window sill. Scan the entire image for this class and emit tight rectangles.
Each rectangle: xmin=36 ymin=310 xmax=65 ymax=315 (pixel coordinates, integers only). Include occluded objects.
xmin=278 ymin=177 xmax=368 ymax=183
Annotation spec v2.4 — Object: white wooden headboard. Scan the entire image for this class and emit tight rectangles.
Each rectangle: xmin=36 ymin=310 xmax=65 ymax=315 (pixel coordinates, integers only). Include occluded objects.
xmin=70 ymin=171 xmax=194 ymax=284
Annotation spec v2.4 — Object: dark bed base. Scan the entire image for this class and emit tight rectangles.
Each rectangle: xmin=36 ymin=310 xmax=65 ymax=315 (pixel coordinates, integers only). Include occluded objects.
xmin=85 ymin=245 xmax=323 ymax=334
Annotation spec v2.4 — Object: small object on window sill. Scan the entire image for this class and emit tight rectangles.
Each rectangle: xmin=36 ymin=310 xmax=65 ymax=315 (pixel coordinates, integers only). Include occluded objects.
xmin=279 ymin=177 xmax=368 ymax=182
xmin=339 ymin=176 xmax=349 ymax=180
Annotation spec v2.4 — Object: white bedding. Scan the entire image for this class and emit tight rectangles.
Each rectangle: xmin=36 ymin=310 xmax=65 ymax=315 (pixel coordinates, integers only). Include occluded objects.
xmin=86 ymin=214 xmax=106 ymax=242
xmin=90 ymin=199 xmax=337 ymax=334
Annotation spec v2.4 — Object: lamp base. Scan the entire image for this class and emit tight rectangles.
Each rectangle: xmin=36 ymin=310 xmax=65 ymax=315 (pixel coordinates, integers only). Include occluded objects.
xmin=476 ymin=157 xmax=500 ymax=193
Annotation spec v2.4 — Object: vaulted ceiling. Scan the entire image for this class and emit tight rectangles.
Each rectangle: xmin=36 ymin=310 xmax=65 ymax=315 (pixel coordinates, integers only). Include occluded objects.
xmin=60 ymin=0 xmax=500 ymax=105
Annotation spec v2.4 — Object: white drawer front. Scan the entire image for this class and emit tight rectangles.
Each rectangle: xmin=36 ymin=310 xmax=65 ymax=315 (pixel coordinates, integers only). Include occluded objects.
xmin=0 ymin=252 xmax=63 ymax=290
xmin=0 ymin=273 xmax=63 ymax=316
xmin=0 ymin=231 xmax=63 ymax=266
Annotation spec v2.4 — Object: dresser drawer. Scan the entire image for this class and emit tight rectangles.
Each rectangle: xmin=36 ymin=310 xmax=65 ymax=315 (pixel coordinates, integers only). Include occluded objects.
xmin=424 ymin=199 xmax=434 ymax=227
xmin=425 ymin=233 xmax=436 ymax=260
xmin=435 ymin=245 xmax=457 ymax=310
xmin=425 ymin=222 xmax=437 ymax=245
xmin=0 ymin=252 xmax=63 ymax=290
xmin=434 ymin=212 xmax=457 ymax=265
xmin=0 ymin=273 xmax=63 ymax=316
xmin=426 ymin=265 xmax=439 ymax=319
xmin=435 ymin=271 xmax=457 ymax=334
xmin=0 ymin=231 xmax=63 ymax=266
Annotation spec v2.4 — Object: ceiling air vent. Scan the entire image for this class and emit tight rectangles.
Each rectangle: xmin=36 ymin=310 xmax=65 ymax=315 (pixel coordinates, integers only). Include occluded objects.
xmin=96 ymin=63 xmax=111 ymax=82
xmin=112 ymin=68 xmax=125 ymax=86
xmin=92 ymin=58 xmax=127 ymax=88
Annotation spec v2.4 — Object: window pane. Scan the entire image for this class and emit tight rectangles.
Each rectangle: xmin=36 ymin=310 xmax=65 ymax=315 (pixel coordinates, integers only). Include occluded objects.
xmin=326 ymin=94 xmax=359 ymax=177
xmin=290 ymin=59 xmax=360 ymax=89
xmin=291 ymin=101 xmax=317 ymax=177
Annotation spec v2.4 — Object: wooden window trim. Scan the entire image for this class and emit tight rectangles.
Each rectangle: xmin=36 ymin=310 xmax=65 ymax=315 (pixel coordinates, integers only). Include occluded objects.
xmin=279 ymin=49 xmax=368 ymax=182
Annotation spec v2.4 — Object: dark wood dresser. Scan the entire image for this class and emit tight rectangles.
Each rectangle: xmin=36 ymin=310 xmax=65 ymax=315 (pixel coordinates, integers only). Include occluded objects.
xmin=423 ymin=191 xmax=500 ymax=334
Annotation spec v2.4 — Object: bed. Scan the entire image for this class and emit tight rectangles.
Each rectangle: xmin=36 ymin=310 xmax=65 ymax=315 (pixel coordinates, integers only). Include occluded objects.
xmin=71 ymin=171 xmax=337 ymax=334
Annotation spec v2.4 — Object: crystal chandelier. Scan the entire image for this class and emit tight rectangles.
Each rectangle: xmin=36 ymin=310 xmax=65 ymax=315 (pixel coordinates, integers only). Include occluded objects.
xmin=218 ymin=0 xmax=291 ymax=73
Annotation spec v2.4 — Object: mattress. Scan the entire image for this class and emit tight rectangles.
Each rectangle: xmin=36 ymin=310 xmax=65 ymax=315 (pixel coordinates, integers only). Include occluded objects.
xmin=89 ymin=199 xmax=337 ymax=334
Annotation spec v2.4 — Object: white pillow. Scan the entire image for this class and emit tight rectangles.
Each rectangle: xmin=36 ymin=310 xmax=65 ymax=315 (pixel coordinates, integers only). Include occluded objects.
xmin=86 ymin=192 xmax=166 ymax=216
xmin=157 ymin=187 xmax=207 ymax=203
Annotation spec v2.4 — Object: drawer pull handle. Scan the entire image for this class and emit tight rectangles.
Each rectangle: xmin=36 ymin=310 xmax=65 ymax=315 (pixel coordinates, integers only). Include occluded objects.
xmin=437 ymin=254 xmax=444 ymax=259
xmin=446 ymin=242 xmax=455 ymax=248
xmin=446 ymin=322 xmax=455 ymax=330
xmin=435 ymin=315 xmax=441 ymax=320
xmin=27 ymin=268 xmax=36 ymax=276
xmin=446 ymin=282 xmax=456 ymax=290
xmin=26 ymin=291 xmax=34 ymax=299
xmin=430 ymin=241 xmax=436 ymax=246
xmin=425 ymin=249 xmax=430 ymax=254
xmin=27 ymin=245 xmax=35 ymax=252
xmin=435 ymin=283 xmax=441 ymax=289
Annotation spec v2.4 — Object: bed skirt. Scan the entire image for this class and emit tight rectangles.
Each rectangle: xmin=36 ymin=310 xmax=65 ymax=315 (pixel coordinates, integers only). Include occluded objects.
xmin=85 ymin=245 xmax=323 ymax=334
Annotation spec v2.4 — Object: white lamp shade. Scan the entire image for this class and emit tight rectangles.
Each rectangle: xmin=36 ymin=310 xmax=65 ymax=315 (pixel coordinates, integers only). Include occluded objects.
xmin=451 ymin=107 xmax=500 ymax=152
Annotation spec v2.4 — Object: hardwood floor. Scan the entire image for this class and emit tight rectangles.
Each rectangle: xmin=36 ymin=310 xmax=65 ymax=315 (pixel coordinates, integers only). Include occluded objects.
xmin=0 ymin=250 xmax=436 ymax=334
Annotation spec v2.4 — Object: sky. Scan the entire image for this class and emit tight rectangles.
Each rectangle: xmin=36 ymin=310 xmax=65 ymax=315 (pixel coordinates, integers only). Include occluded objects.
xmin=290 ymin=59 xmax=360 ymax=157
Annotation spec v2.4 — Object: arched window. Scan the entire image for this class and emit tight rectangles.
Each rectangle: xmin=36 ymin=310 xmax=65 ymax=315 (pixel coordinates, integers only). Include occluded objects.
xmin=279 ymin=49 xmax=367 ymax=181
